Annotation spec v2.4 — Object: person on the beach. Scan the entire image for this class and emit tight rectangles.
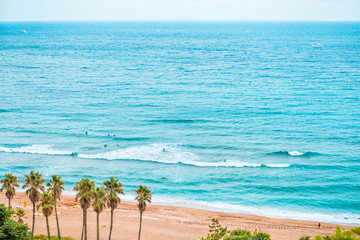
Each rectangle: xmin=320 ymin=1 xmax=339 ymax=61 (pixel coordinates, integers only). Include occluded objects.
xmin=318 ymin=223 xmax=321 ymax=228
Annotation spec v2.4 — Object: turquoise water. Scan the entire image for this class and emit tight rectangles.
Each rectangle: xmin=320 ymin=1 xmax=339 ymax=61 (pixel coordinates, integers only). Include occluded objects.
xmin=0 ymin=22 xmax=359 ymax=225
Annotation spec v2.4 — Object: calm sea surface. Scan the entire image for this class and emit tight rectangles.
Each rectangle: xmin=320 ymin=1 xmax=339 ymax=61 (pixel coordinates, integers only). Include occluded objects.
xmin=0 ymin=22 xmax=359 ymax=225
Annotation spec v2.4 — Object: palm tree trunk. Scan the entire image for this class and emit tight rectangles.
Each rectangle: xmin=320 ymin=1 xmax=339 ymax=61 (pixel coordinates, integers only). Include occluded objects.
xmin=32 ymin=202 xmax=35 ymax=240
xmin=84 ymin=209 xmax=88 ymax=240
xmin=97 ymin=212 xmax=100 ymax=240
xmin=46 ymin=216 xmax=51 ymax=240
xmin=109 ymin=208 xmax=114 ymax=240
xmin=55 ymin=203 xmax=61 ymax=240
xmin=8 ymin=198 xmax=10 ymax=210
xmin=138 ymin=211 xmax=143 ymax=240
xmin=81 ymin=209 xmax=85 ymax=240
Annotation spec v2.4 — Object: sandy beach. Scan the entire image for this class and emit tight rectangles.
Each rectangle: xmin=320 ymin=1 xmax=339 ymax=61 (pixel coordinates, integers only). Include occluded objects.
xmin=0 ymin=192 xmax=351 ymax=240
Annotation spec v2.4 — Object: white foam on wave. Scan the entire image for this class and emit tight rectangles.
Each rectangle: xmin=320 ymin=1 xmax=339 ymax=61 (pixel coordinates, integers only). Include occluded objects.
xmin=0 ymin=145 xmax=72 ymax=155
xmin=78 ymin=144 xmax=291 ymax=168
xmin=288 ymin=150 xmax=304 ymax=156
xmin=78 ymin=143 xmax=198 ymax=164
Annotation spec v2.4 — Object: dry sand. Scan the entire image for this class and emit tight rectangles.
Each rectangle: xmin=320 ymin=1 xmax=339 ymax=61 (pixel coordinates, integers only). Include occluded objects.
xmin=0 ymin=193 xmax=351 ymax=240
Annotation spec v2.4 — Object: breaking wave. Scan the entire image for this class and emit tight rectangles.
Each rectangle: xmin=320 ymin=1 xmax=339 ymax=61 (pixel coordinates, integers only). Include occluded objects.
xmin=0 ymin=145 xmax=72 ymax=155
xmin=0 ymin=144 xmax=291 ymax=168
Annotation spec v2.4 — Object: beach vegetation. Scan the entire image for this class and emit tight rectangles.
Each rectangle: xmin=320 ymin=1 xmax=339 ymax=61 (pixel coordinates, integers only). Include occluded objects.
xmin=135 ymin=185 xmax=152 ymax=240
xmin=0 ymin=173 xmax=20 ymax=210
xmin=0 ymin=204 xmax=30 ymax=240
xmin=23 ymin=171 xmax=45 ymax=240
xmin=0 ymin=218 xmax=30 ymax=240
xmin=310 ymin=226 xmax=360 ymax=240
xmin=37 ymin=190 xmax=56 ymax=240
xmin=103 ymin=176 xmax=124 ymax=240
xmin=200 ymin=219 xmax=271 ymax=240
xmin=74 ymin=178 xmax=95 ymax=240
xmin=200 ymin=218 xmax=229 ymax=240
xmin=16 ymin=209 xmax=25 ymax=223
xmin=47 ymin=175 xmax=65 ymax=240
xmin=0 ymin=204 xmax=13 ymax=226
xmin=92 ymin=186 xmax=106 ymax=240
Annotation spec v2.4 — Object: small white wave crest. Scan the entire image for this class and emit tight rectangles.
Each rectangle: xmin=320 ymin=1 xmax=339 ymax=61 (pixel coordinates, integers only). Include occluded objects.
xmin=288 ymin=150 xmax=304 ymax=156
xmin=265 ymin=163 xmax=291 ymax=168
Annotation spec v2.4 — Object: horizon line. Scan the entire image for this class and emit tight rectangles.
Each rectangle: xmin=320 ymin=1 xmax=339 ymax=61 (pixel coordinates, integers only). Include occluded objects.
xmin=1 ymin=19 xmax=360 ymax=23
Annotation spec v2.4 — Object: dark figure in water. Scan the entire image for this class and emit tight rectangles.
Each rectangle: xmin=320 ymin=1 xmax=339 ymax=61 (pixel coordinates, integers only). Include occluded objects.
xmin=108 ymin=133 xmax=110 ymax=136
xmin=104 ymin=144 xmax=107 ymax=148
xmin=161 ymin=177 xmax=166 ymax=179
xmin=318 ymin=223 xmax=321 ymax=228
xmin=85 ymin=131 xmax=88 ymax=135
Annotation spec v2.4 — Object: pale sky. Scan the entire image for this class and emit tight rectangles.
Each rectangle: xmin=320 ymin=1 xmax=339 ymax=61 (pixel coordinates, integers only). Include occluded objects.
xmin=0 ymin=0 xmax=359 ymax=21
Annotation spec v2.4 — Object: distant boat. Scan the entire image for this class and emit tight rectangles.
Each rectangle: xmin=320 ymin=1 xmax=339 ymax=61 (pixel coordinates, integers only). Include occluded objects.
xmin=22 ymin=29 xmax=27 ymax=33
xmin=312 ymin=43 xmax=323 ymax=48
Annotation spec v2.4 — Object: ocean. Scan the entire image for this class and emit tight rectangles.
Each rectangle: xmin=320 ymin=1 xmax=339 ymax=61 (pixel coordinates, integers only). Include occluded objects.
xmin=0 ymin=22 xmax=359 ymax=225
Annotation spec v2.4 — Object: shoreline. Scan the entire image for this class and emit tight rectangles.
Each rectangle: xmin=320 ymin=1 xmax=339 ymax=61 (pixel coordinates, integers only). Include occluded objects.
xmin=1 ymin=192 xmax=353 ymax=240
xmin=15 ymin=189 xmax=360 ymax=227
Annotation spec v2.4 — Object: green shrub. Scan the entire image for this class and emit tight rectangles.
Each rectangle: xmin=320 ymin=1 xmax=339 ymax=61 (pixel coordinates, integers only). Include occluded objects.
xmin=299 ymin=237 xmax=311 ymax=240
xmin=0 ymin=204 xmax=14 ymax=226
xmin=199 ymin=218 xmax=271 ymax=240
xmin=0 ymin=220 xmax=30 ymax=240
xmin=0 ymin=204 xmax=30 ymax=240
xmin=304 ymin=226 xmax=360 ymax=240
xmin=200 ymin=218 xmax=229 ymax=240
xmin=223 ymin=229 xmax=271 ymax=240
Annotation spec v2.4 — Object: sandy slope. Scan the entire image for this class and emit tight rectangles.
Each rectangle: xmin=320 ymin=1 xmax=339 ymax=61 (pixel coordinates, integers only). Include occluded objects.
xmin=0 ymin=193 xmax=351 ymax=240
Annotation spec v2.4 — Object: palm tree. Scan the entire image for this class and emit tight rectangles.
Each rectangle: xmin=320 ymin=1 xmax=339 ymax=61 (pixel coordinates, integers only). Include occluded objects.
xmin=23 ymin=171 xmax=45 ymax=240
xmin=135 ymin=185 xmax=152 ymax=240
xmin=103 ymin=177 xmax=124 ymax=240
xmin=38 ymin=190 xmax=56 ymax=240
xmin=0 ymin=173 xmax=20 ymax=210
xmin=16 ymin=209 xmax=25 ymax=223
xmin=47 ymin=175 xmax=65 ymax=240
xmin=92 ymin=186 xmax=106 ymax=240
xmin=74 ymin=178 xmax=94 ymax=240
